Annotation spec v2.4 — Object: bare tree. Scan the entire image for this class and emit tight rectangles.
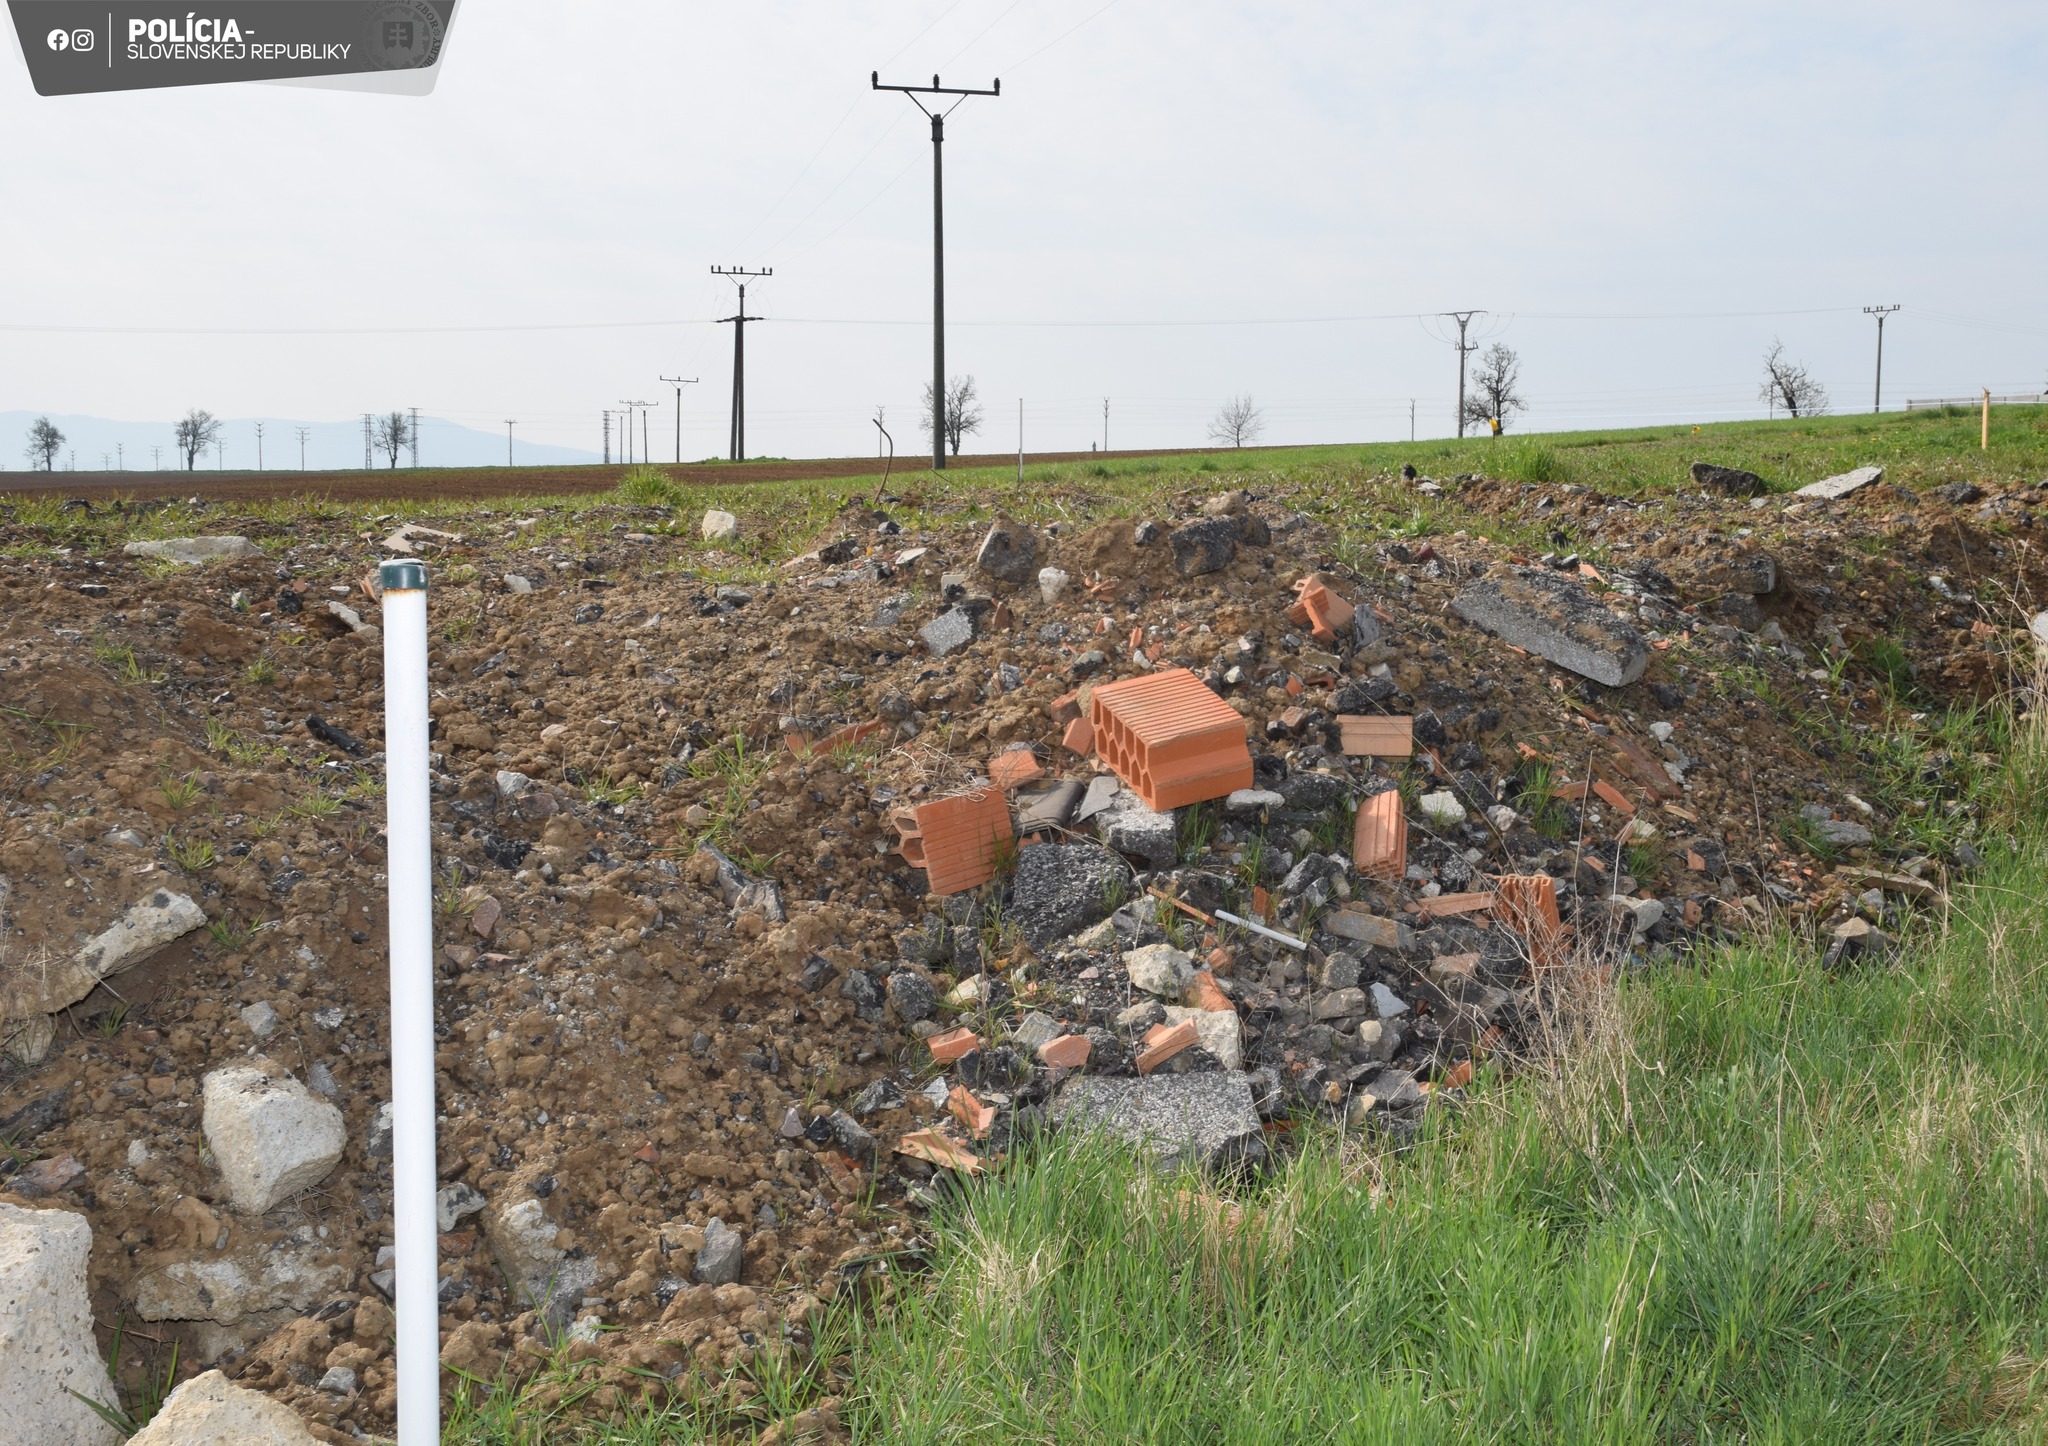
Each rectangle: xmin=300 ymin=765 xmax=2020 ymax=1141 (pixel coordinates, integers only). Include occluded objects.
xmin=918 ymin=375 xmax=983 ymax=456
xmin=1460 ymin=343 xmax=1527 ymax=434
xmin=1759 ymin=340 xmax=1830 ymax=418
xmin=1207 ymin=394 xmax=1264 ymax=448
xmin=174 ymin=409 xmax=222 ymax=470
xmin=22 ymin=416 xmax=63 ymax=472
xmin=375 ymin=410 xmax=412 ymax=468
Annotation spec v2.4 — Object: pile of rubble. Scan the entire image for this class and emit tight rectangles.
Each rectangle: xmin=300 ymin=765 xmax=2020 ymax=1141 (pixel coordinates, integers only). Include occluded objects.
xmin=1 ymin=460 xmax=2043 ymax=1436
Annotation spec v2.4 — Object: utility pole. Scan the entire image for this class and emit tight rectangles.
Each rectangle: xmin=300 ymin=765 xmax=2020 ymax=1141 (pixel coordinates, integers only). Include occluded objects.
xmin=1103 ymin=398 xmax=1109 ymax=454
xmin=151 ymin=445 xmax=161 ymax=470
xmin=1862 ymin=305 xmax=1901 ymax=413
xmin=102 ymin=452 xmax=111 ymax=470
xmin=872 ymin=70 xmax=1000 ymax=472
xmin=294 ymin=426 xmax=309 ymax=470
xmin=1439 ymin=311 xmax=1483 ymax=438
xmin=1018 ymin=397 xmax=1024 ymax=485
xmin=602 ymin=410 xmax=612 ymax=465
xmin=504 ymin=420 xmax=516 ymax=468
xmin=409 ymin=406 xmax=420 ymax=468
xmin=1409 ymin=399 xmax=1415 ymax=442
xmin=620 ymin=400 xmax=655 ymax=468
xmin=254 ymin=421 xmax=264 ymax=471
xmin=362 ymin=413 xmax=372 ymax=470
xmin=658 ymin=375 xmax=698 ymax=462
xmin=875 ymin=405 xmax=886 ymax=456
xmin=712 ymin=266 xmax=770 ymax=462
xmin=116 ymin=442 xmax=123 ymax=470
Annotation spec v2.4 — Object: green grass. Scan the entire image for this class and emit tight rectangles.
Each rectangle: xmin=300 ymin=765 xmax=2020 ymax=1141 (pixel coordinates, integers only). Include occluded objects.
xmin=829 ymin=726 xmax=2048 ymax=1444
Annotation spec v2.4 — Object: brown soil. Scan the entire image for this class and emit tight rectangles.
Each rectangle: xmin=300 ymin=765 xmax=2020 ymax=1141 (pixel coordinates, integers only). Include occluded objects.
xmin=0 ymin=468 xmax=2042 ymax=1437
xmin=0 ymin=444 xmax=1263 ymax=507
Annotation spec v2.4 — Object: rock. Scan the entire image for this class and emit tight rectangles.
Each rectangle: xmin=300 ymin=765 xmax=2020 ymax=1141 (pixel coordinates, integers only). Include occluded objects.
xmin=317 ymin=1366 xmax=358 ymax=1395
xmin=1011 ymin=1010 xmax=1061 ymax=1053
xmin=484 ymin=1194 xmax=596 ymax=1320
xmin=1132 ymin=520 xmax=1162 ymax=546
xmin=695 ymin=1218 xmax=744 ymax=1285
xmin=851 ymin=1079 xmax=903 ymax=1117
xmin=1006 ymin=844 xmax=1132 ymax=950
xmin=1814 ymin=819 xmax=1873 ymax=847
xmin=1370 ymin=982 xmax=1409 ymax=1017
xmin=885 ymin=970 xmax=936 ymax=1022
xmin=1355 ymin=1018 xmax=1398 ymax=1062
xmin=126 ymin=1368 xmax=322 ymax=1445
xmin=503 ymin=573 xmax=534 ymax=593
xmin=695 ymin=843 xmax=785 ymax=922
xmin=1796 ymin=465 xmax=1884 ymax=500
xmin=1051 ymin=1072 xmax=1266 ymax=1172
xmin=1038 ymin=567 xmax=1071 ymax=603
xmin=1124 ymin=943 xmax=1195 ymax=997
xmin=1704 ymin=551 xmax=1777 ymax=595
xmin=131 ymin=1239 xmax=351 ymax=1326
xmin=920 ymin=607 xmax=978 ymax=658
xmin=1167 ymin=518 xmax=1238 ymax=577
xmin=1223 ymin=788 xmax=1285 ymax=816
xmin=824 ymin=1109 xmax=876 ymax=1161
xmin=200 ymin=1062 xmax=346 ymax=1214
xmin=0 ymin=1203 xmax=122 ymax=1445
xmin=1161 ymin=1007 xmax=1241 ymax=1069
xmin=1096 ymin=800 xmax=1177 ymax=871
xmin=238 ymin=1001 xmax=279 ymax=1039
xmin=1934 ymin=480 xmax=1983 ymax=505
xmin=1824 ymin=916 xmax=1895 ymax=968
xmin=122 ymin=536 xmax=263 ymax=564
xmin=436 ymin=1181 xmax=487 ymax=1233
xmin=12 ymin=1155 xmax=84 ymax=1197
xmin=975 ymin=519 xmax=1040 ymax=584
xmin=363 ymin=1102 xmax=394 ymax=1159
xmin=2030 ymin=611 xmax=2048 ymax=656
xmin=494 ymin=769 xmax=536 ymax=797
xmin=324 ymin=600 xmax=374 ymax=636
xmin=1314 ymin=987 xmax=1366 ymax=1020
xmin=714 ymin=584 xmax=753 ymax=608
xmin=1688 ymin=463 xmax=1768 ymax=498
xmin=701 ymin=509 xmax=740 ymax=542
xmin=1417 ymin=790 xmax=1467 ymax=828
xmin=1317 ymin=953 xmax=1361 ymax=990
xmin=1450 ymin=566 xmax=1650 ymax=687
xmin=4 ymin=889 xmax=206 ymax=1022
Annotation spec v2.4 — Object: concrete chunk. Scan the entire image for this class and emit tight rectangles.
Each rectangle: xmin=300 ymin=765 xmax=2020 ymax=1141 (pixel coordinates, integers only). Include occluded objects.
xmin=0 ymin=1203 xmax=122 ymax=1445
xmin=200 ymin=1062 xmax=345 ymax=1214
xmin=1162 ymin=1007 xmax=1242 ymax=1069
xmin=1796 ymin=465 xmax=1884 ymax=500
xmin=1450 ymin=566 xmax=1649 ymax=687
xmin=920 ymin=606 xmax=977 ymax=657
xmin=1051 ymin=1071 xmax=1266 ymax=1171
xmin=122 ymin=536 xmax=263 ymax=564
xmin=6 ymin=889 xmax=207 ymax=1021
xmin=975 ymin=518 xmax=1040 ymax=584
xmin=700 ymin=509 xmax=740 ymax=542
xmin=127 ymin=1368 xmax=321 ymax=1445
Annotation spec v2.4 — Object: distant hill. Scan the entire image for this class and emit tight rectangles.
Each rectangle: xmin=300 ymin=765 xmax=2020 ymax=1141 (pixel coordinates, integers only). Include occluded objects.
xmin=0 ymin=411 xmax=599 ymax=474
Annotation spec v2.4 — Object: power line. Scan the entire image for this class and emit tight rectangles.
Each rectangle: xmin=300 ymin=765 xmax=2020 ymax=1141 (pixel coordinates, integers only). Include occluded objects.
xmin=294 ymin=425 xmax=310 ymax=470
xmin=409 ymin=405 xmax=420 ymax=468
xmin=1438 ymin=310 xmax=1483 ymax=439
xmin=872 ymin=69 xmax=1000 ymax=470
xmin=711 ymin=266 xmax=771 ymax=461
xmin=658 ymin=374 xmax=700 ymax=463
xmin=1862 ymin=305 xmax=1901 ymax=413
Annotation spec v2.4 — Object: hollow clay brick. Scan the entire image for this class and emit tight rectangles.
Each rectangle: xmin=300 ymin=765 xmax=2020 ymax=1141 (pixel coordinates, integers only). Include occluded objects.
xmin=1337 ymin=715 xmax=1415 ymax=758
xmin=893 ymin=786 xmax=1014 ymax=896
xmin=1353 ymin=789 xmax=1408 ymax=882
xmin=1088 ymin=667 xmax=1253 ymax=812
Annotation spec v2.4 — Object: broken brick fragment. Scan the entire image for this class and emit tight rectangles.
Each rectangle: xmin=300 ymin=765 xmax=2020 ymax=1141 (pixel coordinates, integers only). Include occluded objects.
xmin=893 ymin=786 xmax=1014 ymax=895
xmin=1591 ymin=779 xmax=1635 ymax=815
xmin=1337 ymin=715 xmax=1414 ymax=758
xmin=1062 ymin=716 xmax=1096 ymax=757
xmin=1051 ymin=689 xmax=1083 ymax=726
xmin=1135 ymin=1018 xmax=1200 ymax=1074
xmin=1184 ymin=970 xmax=1234 ymax=1013
xmin=1037 ymin=1034 xmax=1092 ymax=1069
xmin=1089 ymin=667 xmax=1254 ymax=812
xmin=1414 ymin=891 xmax=1497 ymax=917
xmin=947 ymin=1086 xmax=997 ymax=1137
xmin=1352 ymin=789 xmax=1407 ymax=882
xmin=896 ymin=1130 xmax=982 ymax=1174
xmin=988 ymin=750 xmax=1045 ymax=791
xmin=927 ymin=1027 xmax=982 ymax=1064
xmin=1494 ymin=873 xmax=1564 ymax=963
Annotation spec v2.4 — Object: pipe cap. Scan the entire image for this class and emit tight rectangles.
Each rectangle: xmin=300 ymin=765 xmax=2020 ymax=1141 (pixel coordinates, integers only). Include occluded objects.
xmin=378 ymin=559 xmax=428 ymax=593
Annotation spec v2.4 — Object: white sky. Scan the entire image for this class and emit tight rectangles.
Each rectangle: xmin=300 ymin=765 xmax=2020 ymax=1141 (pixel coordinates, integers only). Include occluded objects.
xmin=4 ymin=0 xmax=2046 ymax=461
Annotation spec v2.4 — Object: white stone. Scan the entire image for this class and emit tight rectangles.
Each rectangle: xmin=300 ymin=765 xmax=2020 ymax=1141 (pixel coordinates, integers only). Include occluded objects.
xmin=701 ymin=509 xmax=740 ymax=543
xmin=1370 ymin=982 xmax=1409 ymax=1018
xmin=13 ymin=890 xmax=207 ymax=1022
xmin=200 ymin=1062 xmax=345 ymax=1214
xmin=132 ymin=1240 xmax=351 ymax=1326
xmin=127 ymin=1368 xmax=321 ymax=1445
xmin=1795 ymin=465 xmax=1884 ymax=500
xmin=1485 ymin=804 xmax=1520 ymax=833
xmin=2031 ymin=611 xmax=2048 ymax=654
xmin=122 ymin=536 xmax=263 ymax=564
xmin=1162 ymin=1006 xmax=1242 ymax=1069
xmin=1418 ymin=790 xmax=1467 ymax=827
xmin=1224 ymin=788 xmax=1286 ymax=816
xmin=1649 ymin=721 xmax=1674 ymax=742
xmin=944 ymin=974 xmax=986 ymax=1008
xmin=1123 ymin=943 xmax=1194 ymax=998
xmin=494 ymin=769 xmax=535 ymax=797
xmin=1037 ymin=566 xmax=1071 ymax=604
xmin=503 ymin=573 xmax=534 ymax=593
xmin=437 ymin=1181 xmax=487 ymax=1233
xmin=484 ymin=1195 xmax=596 ymax=1313
xmin=0 ymin=1203 xmax=122 ymax=1446
xmin=324 ymin=600 xmax=374 ymax=636
xmin=127 ymin=1139 xmax=151 ymax=1167
xmin=237 ymin=1002 xmax=279 ymax=1039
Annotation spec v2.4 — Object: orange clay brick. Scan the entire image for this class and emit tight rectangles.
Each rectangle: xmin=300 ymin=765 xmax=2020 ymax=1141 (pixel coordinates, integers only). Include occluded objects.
xmin=1440 ymin=1059 xmax=1474 ymax=1090
xmin=1353 ymin=789 xmax=1408 ymax=882
xmin=1414 ymin=891 xmax=1498 ymax=917
xmin=988 ymin=749 xmax=1045 ymax=791
xmin=1036 ymin=1034 xmax=1092 ymax=1069
xmin=1494 ymin=874 xmax=1564 ymax=963
xmin=926 ymin=1027 xmax=982 ymax=1064
xmin=1051 ymin=689 xmax=1084 ymax=725
xmin=1088 ymin=667 xmax=1253 ymax=812
xmin=896 ymin=1130 xmax=983 ymax=1174
xmin=947 ymin=1085 xmax=997 ymax=1137
xmin=1136 ymin=1018 xmax=1199 ymax=1074
xmin=1062 ymin=716 xmax=1096 ymax=756
xmin=893 ymin=786 xmax=1014 ymax=896
xmin=1591 ymin=779 xmax=1635 ymax=815
xmin=1336 ymin=715 xmax=1414 ymax=758
xmin=1184 ymin=970 xmax=1234 ymax=1013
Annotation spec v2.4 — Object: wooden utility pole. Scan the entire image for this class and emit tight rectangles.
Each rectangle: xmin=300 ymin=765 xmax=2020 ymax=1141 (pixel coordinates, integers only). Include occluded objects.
xmin=1981 ymin=389 xmax=1990 ymax=450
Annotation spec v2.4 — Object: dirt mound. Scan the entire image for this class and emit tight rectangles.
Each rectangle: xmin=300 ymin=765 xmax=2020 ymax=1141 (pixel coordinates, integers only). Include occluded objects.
xmin=1 ymin=467 xmax=2042 ymax=1434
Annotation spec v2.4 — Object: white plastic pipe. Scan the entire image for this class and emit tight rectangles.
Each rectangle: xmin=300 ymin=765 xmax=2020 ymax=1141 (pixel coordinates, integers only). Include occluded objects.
xmin=1214 ymin=908 xmax=1309 ymax=951
xmin=379 ymin=559 xmax=439 ymax=1442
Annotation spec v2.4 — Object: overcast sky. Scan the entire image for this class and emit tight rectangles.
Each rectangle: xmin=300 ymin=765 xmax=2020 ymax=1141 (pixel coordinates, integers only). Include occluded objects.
xmin=4 ymin=0 xmax=2046 ymax=462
